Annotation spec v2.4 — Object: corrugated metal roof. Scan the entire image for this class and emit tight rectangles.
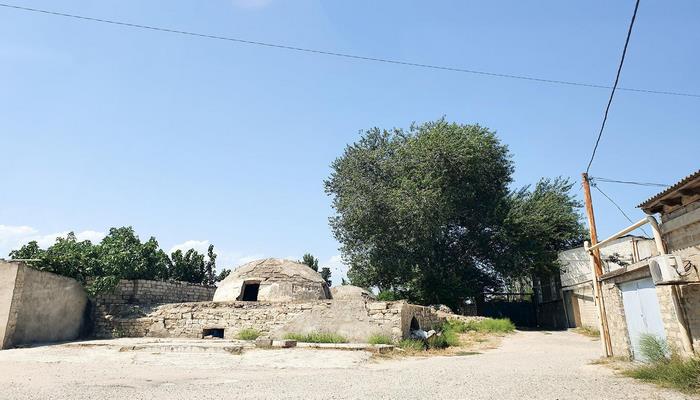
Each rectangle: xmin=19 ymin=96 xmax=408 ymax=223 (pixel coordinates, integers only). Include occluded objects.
xmin=637 ymin=169 xmax=700 ymax=210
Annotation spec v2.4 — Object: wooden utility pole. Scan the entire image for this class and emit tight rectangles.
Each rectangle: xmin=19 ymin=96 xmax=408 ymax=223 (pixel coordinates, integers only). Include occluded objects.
xmin=581 ymin=173 xmax=613 ymax=357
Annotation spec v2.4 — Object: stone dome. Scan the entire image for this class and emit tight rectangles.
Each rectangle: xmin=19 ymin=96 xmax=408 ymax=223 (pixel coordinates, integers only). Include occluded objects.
xmin=213 ymin=258 xmax=330 ymax=302
xmin=330 ymin=285 xmax=376 ymax=301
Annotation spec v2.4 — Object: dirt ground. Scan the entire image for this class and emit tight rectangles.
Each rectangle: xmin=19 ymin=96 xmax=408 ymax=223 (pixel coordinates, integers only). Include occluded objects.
xmin=0 ymin=330 xmax=693 ymax=400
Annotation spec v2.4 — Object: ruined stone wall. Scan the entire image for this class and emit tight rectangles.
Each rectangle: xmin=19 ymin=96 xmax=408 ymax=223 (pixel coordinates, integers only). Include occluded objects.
xmin=92 ymin=279 xmax=216 ymax=337
xmin=96 ymin=300 xmax=447 ymax=342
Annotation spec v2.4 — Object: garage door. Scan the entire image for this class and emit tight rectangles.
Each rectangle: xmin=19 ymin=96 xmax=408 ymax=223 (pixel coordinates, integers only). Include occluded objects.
xmin=619 ymin=278 xmax=666 ymax=360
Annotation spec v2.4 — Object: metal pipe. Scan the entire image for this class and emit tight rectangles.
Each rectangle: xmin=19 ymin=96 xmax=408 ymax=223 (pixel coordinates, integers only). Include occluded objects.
xmin=587 ymin=218 xmax=648 ymax=253
xmin=646 ymin=216 xmax=666 ymax=255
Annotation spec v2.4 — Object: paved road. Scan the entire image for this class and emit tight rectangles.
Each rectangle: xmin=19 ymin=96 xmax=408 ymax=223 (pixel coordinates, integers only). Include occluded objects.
xmin=0 ymin=331 xmax=691 ymax=399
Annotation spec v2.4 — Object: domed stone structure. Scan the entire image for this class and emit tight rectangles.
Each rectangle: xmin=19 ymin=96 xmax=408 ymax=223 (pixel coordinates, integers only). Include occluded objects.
xmin=213 ymin=258 xmax=331 ymax=302
xmin=330 ymin=285 xmax=376 ymax=301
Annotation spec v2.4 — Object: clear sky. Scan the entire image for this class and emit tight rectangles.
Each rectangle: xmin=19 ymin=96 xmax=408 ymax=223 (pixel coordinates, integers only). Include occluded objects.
xmin=1 ymin=0 xmax=698 ymax=284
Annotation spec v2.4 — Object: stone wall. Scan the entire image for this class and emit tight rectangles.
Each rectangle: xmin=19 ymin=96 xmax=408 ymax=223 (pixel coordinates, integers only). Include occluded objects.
xmin=660 ymin=200 xmax=700 ymax=355
xmin=92 ymin=279 xmax=216 ymax=337
xmin=571 ymin=284 xmax=598 ymax=329
xmin=95 ymin=299 xmax=448 ymax=343
xmin=1 ymin=261 xmax=87 ymax=349
xmin=600 ymin=265 xmax=650 ymax=358
xmin=681 ymin=284 xmax=700 ymax=350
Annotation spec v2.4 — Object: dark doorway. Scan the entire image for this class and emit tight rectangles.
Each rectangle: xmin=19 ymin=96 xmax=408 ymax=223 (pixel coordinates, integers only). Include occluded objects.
xmin=202 ymin=328 xmax=224 ymax=339
xmin=410 ymin=316 xmax=420 ymax=331
xmin=241 ymin=283 xmax=260 ymax=301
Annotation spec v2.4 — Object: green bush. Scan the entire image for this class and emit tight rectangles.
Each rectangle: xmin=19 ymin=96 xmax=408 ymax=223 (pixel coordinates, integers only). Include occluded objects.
xmin=237 ymin=328 xmax=260 ymax=340
xmin=398 ymin=339 xmax=425 ymax=351
xmin=367 ymin=334 xmax=394 ymax=345
xmin=639 ymin=334 xmax=669 ymax=363
xmin=284 ymin=332 xmax=348 ymax=343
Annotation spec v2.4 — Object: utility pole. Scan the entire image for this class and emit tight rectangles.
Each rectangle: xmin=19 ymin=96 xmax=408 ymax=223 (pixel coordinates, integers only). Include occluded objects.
xmin=581 ymin=172 xmax=613 ymax=357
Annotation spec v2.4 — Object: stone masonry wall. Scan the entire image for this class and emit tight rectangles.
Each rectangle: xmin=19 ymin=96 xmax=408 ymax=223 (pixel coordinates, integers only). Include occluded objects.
xmin=660 ymin=200 xmax=700 ymax=355
xmin=96 ymin=300 xmax=448 ymax=343
xmin=92 ymin=279 xmax=216 ymax=337
xmin=601 ymin=279 xmax=631 ymax=358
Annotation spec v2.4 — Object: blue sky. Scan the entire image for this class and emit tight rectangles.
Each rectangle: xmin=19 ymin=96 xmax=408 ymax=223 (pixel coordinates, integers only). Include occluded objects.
xmin=1 ymin=0 xmax=698 ymax=284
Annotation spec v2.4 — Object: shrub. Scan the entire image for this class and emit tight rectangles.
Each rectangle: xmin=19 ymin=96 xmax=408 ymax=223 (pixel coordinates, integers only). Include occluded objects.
xmin=368 ymin=334 xmax=394 ymax=345
xmin=399 ymin=339 xmax=425 ymax=351
xmin=237 ymin=328 xmax=260 ymax=340
xmin=639 ymin=334 xmax=669 ymax=363
xmin=284 ymin=332 xmax=348 ymax=343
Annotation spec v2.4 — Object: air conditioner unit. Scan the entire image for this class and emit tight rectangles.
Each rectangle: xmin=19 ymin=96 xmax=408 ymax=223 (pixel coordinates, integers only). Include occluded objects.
xmin=649 ymin=255 xmax=685 ymax=285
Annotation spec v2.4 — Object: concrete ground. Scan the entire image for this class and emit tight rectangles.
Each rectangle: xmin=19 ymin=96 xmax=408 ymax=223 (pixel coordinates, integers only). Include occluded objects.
xmin=0 ymin=330 xmax=693 ymax=400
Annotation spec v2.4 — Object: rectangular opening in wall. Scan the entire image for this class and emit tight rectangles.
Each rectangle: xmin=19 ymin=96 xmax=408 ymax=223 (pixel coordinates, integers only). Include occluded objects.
xmin=241 ymin=283 xmax=260 ymax=301
xmin=202 ymin=328 xmax=225 ymax=339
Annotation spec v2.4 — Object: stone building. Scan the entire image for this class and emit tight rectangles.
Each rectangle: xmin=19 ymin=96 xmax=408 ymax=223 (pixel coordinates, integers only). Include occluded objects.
xmin=213 ymin=258 xmax=331 ymax=302
xmin=94 ymin=258 xmax=448 ymax=343
xmin=596 ymin=170 xmax=700 ymax=360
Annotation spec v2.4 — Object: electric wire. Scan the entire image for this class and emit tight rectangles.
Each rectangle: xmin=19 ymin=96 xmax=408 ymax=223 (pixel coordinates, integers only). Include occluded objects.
xmin=1 ymin=2 xmax=698 ymax=99
xmin=585 ymin=0 xmax=641 ymax=174
xmin=590 ymin=176 xmax=670 ymax=188
xmin=591 ymin=183 xmax=650 ymax=237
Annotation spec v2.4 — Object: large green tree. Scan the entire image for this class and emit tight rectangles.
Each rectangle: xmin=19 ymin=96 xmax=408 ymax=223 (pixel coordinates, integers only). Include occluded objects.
xmin=325 ymin=119 xmax=585 ymax=310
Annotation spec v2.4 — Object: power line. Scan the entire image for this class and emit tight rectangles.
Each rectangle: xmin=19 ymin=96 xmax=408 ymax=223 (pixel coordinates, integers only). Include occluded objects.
xmin=1 ymin=3 xmax=699 ymax=99
xmin=592 ymin=183 xmax=650 ymax=237
xmin=585 ymin=0 xmax=641 ymax=174
xmin=590 ymin=176 xmax=670 ymax=188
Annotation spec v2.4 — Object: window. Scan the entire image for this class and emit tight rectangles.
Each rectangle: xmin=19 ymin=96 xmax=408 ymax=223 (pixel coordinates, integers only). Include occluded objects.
xmin=202 ymin=328 xmax=224 ymax=339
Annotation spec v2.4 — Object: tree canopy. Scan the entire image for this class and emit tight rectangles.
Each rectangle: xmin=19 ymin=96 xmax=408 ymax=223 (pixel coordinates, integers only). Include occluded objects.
xmin=9 ymin=226 xmax=230 ymax=295
xmin=325 ymin=119 xmax=586 ymax=310
xmin=300 ymin=253 xmax=332 ymax=286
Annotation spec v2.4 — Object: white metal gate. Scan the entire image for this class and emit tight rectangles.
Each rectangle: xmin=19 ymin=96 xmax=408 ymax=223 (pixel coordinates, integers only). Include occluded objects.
xmin=620 ymin=277 xmax=666 ymax=360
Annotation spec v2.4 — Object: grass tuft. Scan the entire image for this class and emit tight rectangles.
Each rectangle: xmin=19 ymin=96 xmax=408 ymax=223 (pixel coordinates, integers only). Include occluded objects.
xmin=398 ymin=339 xmax=425 ymax=351
xmin=573 ymin=326 xmax=600 ymax=338
xmin=367 ymin=334 xmax=394 ymax=345
xmin=284 ymin=332 xmax=348 ymax=343
xmin=624 ymin=357 xmax=700 ymax=393
xmin=639 ymin=334 xmax=670 ymax=363
xmin=237 ymin=328 xmax=260 ymax=340
xmin=444 ymin=318 xmax=515 ymax=334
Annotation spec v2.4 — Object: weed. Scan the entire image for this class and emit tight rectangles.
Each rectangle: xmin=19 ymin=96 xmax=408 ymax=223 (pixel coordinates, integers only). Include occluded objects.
xmin=572 ymin=326 xmax=600 ymax=338
xmin=639 ymin=334 xmax=670 ymax=363
xmin=283 ymin=332 xmax=348 ymax=343
xmin=368 ymin=334 xmax=394 ymax=345
xmin=444 ymin=318 xmax=515 ymax=334
xmin=624 ymin=357 xmax=700 ymax=393
xmin=398 ymin=339 xmax=425 ymax=351
xmin=237 ymin=328 xmax=260 ymax=340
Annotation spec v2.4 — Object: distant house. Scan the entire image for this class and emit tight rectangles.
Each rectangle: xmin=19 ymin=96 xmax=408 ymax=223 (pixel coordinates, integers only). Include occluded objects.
xmin=559 ymin=236 xmax=658 ymax=330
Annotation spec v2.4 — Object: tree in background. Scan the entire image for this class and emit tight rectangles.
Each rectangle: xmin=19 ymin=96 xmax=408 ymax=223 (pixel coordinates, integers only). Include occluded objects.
xmin=325 ymin=119 xmax=586 ymax=311
xmin=320 ymin=267 xmax=332 ymax=287
xmin=301 ymin=253 xmax=319 ymax=271
xmin=9 ymin=226 xmax=230 ymax=295
xmin=300 ymin=253 xmax=332 ymax=286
